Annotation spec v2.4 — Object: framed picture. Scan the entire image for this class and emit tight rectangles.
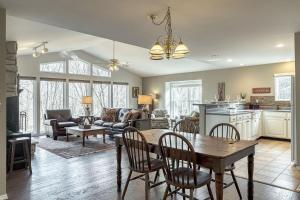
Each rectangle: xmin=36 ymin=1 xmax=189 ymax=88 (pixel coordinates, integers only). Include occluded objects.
xmin=132 ymin=87 xmax=139 ymax=98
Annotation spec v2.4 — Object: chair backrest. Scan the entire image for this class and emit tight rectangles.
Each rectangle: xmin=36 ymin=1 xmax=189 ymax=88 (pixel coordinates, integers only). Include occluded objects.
xmin=46 ymin=109 xmax=72 ymax=121
xmin=159 ymin=132 xmax=198 ymax=186
xmin=209 ymin=123 xmax=240 ymax=140
xmin=173 ymin=119 xmax=198 ymax=135
xmin=122 ymin=127 xmax=151 ymax=173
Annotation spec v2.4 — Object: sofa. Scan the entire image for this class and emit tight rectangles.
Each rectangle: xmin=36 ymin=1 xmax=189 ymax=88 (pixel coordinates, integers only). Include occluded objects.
xmin=151 ymin=109 xmax=170 ymax=129
xmin=94 ymin=108 xmax=150 ymax=137
xmin=44 ymin=109 xmax=79 ymax=140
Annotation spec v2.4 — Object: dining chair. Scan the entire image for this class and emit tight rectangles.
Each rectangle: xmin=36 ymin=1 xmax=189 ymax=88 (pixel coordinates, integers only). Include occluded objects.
xmin=173 ymin=119 xmax=198 ymax=135
xmin=159 ymin=132 xmax=214 ymax=200
xmin=209 ymin=123 xmax=242 ymax=199
xmin=122 ymin=127 xmax=165 ymax=200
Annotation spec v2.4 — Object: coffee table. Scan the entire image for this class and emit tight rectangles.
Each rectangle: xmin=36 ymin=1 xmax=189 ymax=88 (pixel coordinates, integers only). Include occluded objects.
xmin=66 ymin=126 xmax=106 ymax=147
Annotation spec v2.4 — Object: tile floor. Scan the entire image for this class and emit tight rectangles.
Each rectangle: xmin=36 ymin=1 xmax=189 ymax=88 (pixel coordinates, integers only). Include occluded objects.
xmin=234 ymin=139 xmax=300 ymax=191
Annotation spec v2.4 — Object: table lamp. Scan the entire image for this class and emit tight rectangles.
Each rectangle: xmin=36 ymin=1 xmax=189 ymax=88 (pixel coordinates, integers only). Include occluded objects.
xmin=82 ymin=96 xmax=93 ymax=116
xmin=138 ymin=95 xmax=152 ymax=112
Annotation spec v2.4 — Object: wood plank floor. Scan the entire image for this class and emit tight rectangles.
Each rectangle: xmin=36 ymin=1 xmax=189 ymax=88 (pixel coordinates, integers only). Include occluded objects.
xmin=7 ymin=145 xmax=300 ymax=200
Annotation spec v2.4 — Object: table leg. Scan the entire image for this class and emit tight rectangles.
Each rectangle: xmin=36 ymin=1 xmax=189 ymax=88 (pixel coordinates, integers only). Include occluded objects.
xmin=66 ymin=132 xmax=69 ymax=142
xmin=83 ymin=134 xmax=85 ymax=147
xmin=103 ymin=132 xmax=106 ymax=143
xmin=117 ymin=144 xmax=122 ymax=192
xmin=248 ymin=153 xmax=254 ymax=200
xmin=215 ymin=172 xmax=224 ymax=200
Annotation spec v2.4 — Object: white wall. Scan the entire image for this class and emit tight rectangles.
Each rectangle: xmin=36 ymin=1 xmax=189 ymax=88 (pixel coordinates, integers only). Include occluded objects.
xmin=0 ymin=8 xmax=6 ymax=199
xmin=142 ymin=62 xmax=295 ymax=109
xmin=18 ymin=50 xmax=142 ymax=108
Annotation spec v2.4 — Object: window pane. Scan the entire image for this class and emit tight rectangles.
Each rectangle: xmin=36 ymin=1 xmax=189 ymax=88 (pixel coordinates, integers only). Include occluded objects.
xmin=40 ymin=61 xmax=64 ymax=73
xmin=19 ymin=79 xmax=35 ymax=133
xmin=69 ymin=59 xmax=91 ymax=75
xmin=69 ymin=81 xmax=89 ymax=117
xmin=93 ymin=64 xmax=111 ymax=77
xmin=113 ymin=84 xmax=128 ymax=108
xmin=93 ymin=83 xmax=110 ymax=115
xmin=40 ymin=80 xmax=64 ymax=133
xmin=166 ymin=80 xmax=202 ymax=118
xmin=275 ymin=76 xmax=291 ymax=101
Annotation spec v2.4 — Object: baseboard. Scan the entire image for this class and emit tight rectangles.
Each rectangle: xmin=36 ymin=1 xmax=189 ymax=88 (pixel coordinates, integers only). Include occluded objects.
xmin=0 ymin=194 xmax=8 ymax=200
xmin=257 ymin=136 xmax=291 ymax=142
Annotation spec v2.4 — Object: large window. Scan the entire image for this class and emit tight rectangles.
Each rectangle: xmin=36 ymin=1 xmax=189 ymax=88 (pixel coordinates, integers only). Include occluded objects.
xmin=40 ymin=79 xmax=65 ymax=132
xmin=113 ymin=83 xmax=129 ymax=108
xmin=69 ymin=59 xmax=91 ymax=75
xmin=40 ymin=61 xmax=65 ymax=73
xmin=93 ymin=82 xmax=111 ymax=115
xmin=165 ymin=80 xmax=202 ymax=118
xmin=69 ymin=81 xmax=90 ymax=117
xmin=275 ymin=75 xmax=292 ymax=101
xmin=19 ymin=79 xmax=35 ymax=133
xmin=92 ymin=64 xmax=111 ymax=77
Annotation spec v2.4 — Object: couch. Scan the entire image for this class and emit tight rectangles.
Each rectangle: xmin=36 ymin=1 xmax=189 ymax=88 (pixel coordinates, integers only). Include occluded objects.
xmin=151 ymin=109 xmax=170 ymax=129
xmin=94 ymin=108 xmax=150 ymax=137
xmin=44 ymin=109 xmax=79 ymax=140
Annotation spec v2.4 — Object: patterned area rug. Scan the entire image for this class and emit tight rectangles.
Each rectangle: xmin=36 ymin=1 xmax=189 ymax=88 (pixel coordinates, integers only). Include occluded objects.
xmin=37 ymin=136 xmax=115 ymax=159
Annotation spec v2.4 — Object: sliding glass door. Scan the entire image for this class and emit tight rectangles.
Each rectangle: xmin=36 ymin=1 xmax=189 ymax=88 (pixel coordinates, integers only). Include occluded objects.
xmin=40 ymin=79 xmax=65 ymax=133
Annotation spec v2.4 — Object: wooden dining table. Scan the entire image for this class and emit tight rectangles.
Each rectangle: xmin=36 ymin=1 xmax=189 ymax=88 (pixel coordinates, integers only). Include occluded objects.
xmin=115 ymin=129 xmax=258 ymax=200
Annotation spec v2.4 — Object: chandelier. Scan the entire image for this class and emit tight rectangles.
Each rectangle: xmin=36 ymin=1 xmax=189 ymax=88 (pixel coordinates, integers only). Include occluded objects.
xmin=108 ymin=41 xmax=120 ymax=71
xmin=149 ymin=7 xmax=189 ymax=60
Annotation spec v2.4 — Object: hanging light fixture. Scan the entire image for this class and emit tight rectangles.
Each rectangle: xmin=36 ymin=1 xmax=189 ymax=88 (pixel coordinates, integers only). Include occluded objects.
xmin=149 ymin=7 xmax=189 ymax=60
xmin=107 ymin=41 xmax=120 ymax=71
xmin=32 ymin=41 xmax=49 ymax=58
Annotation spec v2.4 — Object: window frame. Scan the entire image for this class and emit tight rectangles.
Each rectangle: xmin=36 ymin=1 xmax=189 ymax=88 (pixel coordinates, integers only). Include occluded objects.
xmin=92 ymin=64 xmax=111 ymax=78
xmin=112 ymin=82 xmax=129 ymax=108
xmin=40 ymin=61 xmax=66 ymax=74
xmin=68 ymin=59 xmax=91 ymax=76
xmin=274 ymin=74 xmax=292 ymax=102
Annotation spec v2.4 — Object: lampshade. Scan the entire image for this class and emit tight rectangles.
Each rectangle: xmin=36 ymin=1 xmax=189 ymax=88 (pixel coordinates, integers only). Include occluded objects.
xmin=138 ymin=95 xmax=152 ymax=105
xmin=82 ymin=96 xmax=93 ymax=104
xmin=172 ymin=52 xmax=185 ymax=59
xmin=174 ymin=40 xmax=189 ymax=54
xmin=150 ymin=41 xmax=164 ymax=55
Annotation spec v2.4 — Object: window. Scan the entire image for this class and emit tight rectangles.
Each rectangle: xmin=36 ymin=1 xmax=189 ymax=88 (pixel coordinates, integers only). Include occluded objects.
xmin=275 ymin=75 xmax=292 ymax=101
xmin=68 ymin=59 xmax=91 ymax=75
xmin=93 ymin=82 xmax=111 ymax=115
xmin=19 ymin=79 xmax=35 ymax=133
xmin=165 ymin=80 xmax=202 ymax=118
xmin=69 ymin=81 xmax=90 ymax=117
xmin=40 ymin=61 xmax=64 ymax=73
xmin=40 ymin=79 xmax=65 ymax=132
xmin=113 ymin=83 xmax=129 ymax=108
xmin=92 ymin=64 xmax=111 ymax=77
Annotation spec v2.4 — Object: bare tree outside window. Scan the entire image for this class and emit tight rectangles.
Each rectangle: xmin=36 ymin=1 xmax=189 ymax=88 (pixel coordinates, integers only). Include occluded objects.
xmin=40 ymin=61 xmax=64 ymax=73
xmin=275 ymin=75 xmax=292 ymax=101
xmin=93 ymin=83 xmax=110 ymax=115
xmin=69 ymin=59 xmax=91 ymax=75
xmin=69 ymin=81 xmax=89 ymax=117
xmin=19 ymin=79 xmax=35 ymax=132
xmin=40 ymin=80 xmax=64 ymax=133
xmin=92 ymin=64 xmax=111 ymax=77
xmin=113 ymin=84 xmax=129 ymax=108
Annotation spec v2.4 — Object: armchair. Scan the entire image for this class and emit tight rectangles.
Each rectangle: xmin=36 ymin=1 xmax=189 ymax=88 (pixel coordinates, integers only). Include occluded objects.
xmin=151 ymin=109 xmax=170 ymax=129
xmin=44 ymin=109 xmax=79 ymax=140
xmin=179 ymin=111 xmax=200 ymax=133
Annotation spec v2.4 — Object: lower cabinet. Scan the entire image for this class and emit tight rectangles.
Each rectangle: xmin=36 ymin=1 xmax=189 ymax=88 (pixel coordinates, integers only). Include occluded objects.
xmin=263 ymin=111 xmax=290 ymax=139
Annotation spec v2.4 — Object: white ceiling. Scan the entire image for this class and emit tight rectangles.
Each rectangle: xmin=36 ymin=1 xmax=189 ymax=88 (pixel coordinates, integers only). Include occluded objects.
xmin=2 ymin=0 xmax=300 ymax=77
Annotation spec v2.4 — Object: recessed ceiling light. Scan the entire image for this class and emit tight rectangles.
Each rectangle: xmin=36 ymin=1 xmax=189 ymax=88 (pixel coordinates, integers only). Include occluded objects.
xmin=206 ymin=55 xmax=220 ymax=62
xmin=240 ymin=63 xmax=245 ymax=66
xmin=276 ymin=43 xmax=285 ymax=48
xmin=227 ymin=58 xmax=233 ymax=62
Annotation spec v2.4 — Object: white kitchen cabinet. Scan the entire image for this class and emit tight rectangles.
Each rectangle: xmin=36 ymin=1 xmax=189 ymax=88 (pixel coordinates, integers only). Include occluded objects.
xmin=263 ymin=111 xmax=290 ymax=139
xmin=287 ymin=113 xmax=291 ymax=139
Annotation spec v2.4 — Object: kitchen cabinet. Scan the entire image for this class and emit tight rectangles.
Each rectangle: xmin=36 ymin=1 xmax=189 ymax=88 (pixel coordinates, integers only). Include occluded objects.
xmin=263 ymin=111 xmax=290 ymax=139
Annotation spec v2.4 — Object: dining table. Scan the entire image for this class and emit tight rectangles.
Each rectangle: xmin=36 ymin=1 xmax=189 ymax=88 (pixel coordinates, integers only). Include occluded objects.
xmin=115 ymin=129 xmax=258 ymax=200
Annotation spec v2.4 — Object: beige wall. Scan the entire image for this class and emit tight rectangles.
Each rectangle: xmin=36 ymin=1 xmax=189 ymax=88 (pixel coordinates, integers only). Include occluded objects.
xmin=0 ymin=8 xmax=6 ymax=198
xmin=142 ymin=62 xmax=295 ymax=109
xmin=295 ymin=32 xmax=300 ymax=166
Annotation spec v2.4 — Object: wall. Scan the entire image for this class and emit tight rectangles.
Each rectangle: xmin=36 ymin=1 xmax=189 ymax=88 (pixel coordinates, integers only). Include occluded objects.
xmin=18 ymin=50 xmax=142 ymax=108
xmin=142 ymin=62 xmax=295 ymax=109
xmin=294 ymin=32 xmax=300 ymax=166
xmin=0 ymin=8 xmax=6 ymax=199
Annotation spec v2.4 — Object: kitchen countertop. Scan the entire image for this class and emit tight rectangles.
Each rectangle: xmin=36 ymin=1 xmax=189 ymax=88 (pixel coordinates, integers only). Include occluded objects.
xmin=206 ymin=109 xmax=291 ymax=116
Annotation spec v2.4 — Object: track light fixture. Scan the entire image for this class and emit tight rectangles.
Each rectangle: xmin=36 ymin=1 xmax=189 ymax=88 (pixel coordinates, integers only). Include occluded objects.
xmin=32 ymin=41 xmax=49 ymax=58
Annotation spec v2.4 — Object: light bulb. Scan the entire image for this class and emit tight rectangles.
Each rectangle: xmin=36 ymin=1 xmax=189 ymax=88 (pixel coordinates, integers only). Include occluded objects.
xmin=32 ymin=51 xmax=40 ymax=58
xmin=41 ymin=47 xmax=48 ymax=54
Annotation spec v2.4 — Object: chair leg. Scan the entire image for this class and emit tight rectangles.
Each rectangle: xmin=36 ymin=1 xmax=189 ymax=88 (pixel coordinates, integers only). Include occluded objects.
xmin=9 ymin=143 xmax=15 ymax=175
xmin=24 ymin=141 xmax=32 ymax=174
xmin=190 ymin=189 xmax=194 ymax=200
xmin=182 ymin=188 xmax=186 ymax=200
xmin=154 ymin=170 xmax=159 ymax=183
xmin=231 ymin=170 xmax=242 ymax=199
xmin=163 ymin=184 xmax=170 ymax=200
xmin=122 ymin=170 xmax=132 ymax=200
xmin=207 ymin=183 xmax=214 ymax=200
xmin=145 ymin=173 xmax=150 ymax=200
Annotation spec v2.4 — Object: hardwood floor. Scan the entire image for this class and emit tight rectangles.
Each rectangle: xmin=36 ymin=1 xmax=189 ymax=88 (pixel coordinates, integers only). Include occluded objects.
xmin=7 ymin=144 xmax=300 ymax=200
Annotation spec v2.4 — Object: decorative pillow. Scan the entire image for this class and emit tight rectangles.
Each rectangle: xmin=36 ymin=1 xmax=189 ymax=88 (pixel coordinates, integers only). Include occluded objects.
xmin=101 ymin=108 xmax=117 ymax=122
xmin=56 ymin=114 xmax=66 ymax=122
xmin=130 ymin=109 xmax=141 ymax=120
xmin=122 ymin=112 xmax=132 ymax=123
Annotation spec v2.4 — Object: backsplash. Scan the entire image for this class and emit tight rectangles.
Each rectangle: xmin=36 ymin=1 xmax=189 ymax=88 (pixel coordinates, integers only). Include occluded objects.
xmin=250 ymin=96 xmax=291 ymax=109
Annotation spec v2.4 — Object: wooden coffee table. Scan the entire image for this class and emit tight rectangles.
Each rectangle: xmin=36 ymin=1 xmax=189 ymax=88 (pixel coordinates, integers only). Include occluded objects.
xmin=66 ymin=126 xmax=106 ymax=147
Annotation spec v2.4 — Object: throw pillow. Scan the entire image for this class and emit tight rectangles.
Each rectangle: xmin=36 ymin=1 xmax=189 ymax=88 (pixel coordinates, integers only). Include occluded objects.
xmin=101 ymin=108 xmax=117 ymax=122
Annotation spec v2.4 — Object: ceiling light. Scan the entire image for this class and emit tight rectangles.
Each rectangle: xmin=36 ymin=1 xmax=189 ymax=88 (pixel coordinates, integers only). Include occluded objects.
xmin=149 ymin=7 xmax=189 ymax=60
xmin=227 ymin=58 xmax=233 ymax=62
xmin=41 ymin=46 xmax=48 ymax=54
xmin=32 ymin=41 xmax=48 ymax=58
xmin=276 ymin=43 xmax=285 ymax=48
xmin=240 ymin=63 xmax=245 ymax=66
xmin=32 ymin=50 xmax=40 ymax=58
xmin=206 ymin=55 xmax=220 ymax=62
xmin=107 ymin=42 xmax=122 ymax=72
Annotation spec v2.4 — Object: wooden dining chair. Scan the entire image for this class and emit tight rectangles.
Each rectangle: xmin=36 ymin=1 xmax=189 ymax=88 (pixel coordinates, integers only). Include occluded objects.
xmin=173 ymin=119 xmax=198 ymax=135
xmin=159 ymin=132 xmax=214 ymax=200
xmin=122 ymin=127 xmax=165 ymax=200
xmin=209 ymin=123 xmax=242 ymax=199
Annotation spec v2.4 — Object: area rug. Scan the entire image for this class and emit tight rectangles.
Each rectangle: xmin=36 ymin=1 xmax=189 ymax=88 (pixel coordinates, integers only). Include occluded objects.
xmin=37 ymin=136 xmax=115 ymax=159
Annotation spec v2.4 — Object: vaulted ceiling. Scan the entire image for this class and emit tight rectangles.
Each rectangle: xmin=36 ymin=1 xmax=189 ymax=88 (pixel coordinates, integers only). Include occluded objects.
xmin=2 ymin=0 xmax=300 ymax=77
